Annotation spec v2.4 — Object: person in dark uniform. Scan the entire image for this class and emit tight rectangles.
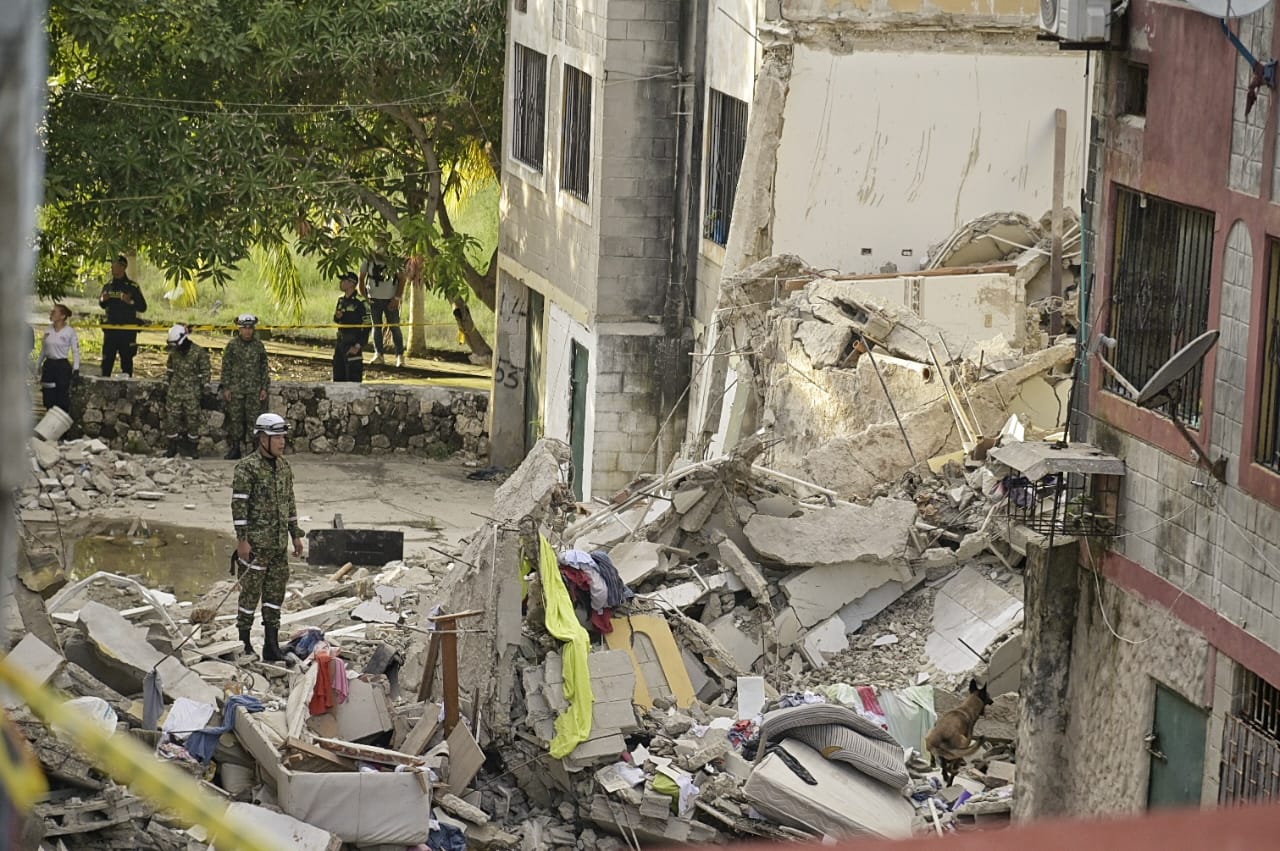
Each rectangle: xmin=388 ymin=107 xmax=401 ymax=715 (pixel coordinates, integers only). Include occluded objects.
xmin=332 ymin=273 xmax=370 ymax=383
xmin=98 ymin=254 xmax=147 ymax=377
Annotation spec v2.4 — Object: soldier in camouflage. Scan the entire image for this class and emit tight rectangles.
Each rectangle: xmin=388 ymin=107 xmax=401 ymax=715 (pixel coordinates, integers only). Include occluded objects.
xmin=231 ymin=412 xmax=305 ymax=662
xmin=162 ymin=324 xmax=210 ymax=458
xmin=221 ymin=314 xmax=270 ymax=460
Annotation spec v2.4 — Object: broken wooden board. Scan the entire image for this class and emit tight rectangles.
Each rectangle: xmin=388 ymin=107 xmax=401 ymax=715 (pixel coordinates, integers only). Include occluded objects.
xmin=307 ymin=528 xmax=404 ymax=566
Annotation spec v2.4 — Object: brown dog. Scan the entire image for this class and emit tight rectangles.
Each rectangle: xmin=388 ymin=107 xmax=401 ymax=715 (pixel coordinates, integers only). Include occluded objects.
xmin=925 ymin=678 xmax=993 ymax=784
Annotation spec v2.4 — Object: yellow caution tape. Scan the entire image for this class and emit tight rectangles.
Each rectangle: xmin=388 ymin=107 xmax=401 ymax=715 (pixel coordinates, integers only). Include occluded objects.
xmin=0 ymin=659 xmax=277 ymax=851
xmin=0 ymin=707 xmax=47 ymax=809
xmin=86 ymin=321 xmax=458 ymax=332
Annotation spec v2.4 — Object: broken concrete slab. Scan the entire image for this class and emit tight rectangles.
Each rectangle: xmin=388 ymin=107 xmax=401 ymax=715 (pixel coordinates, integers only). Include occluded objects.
xmin=800 ymin=616 xmax=849 ymax=668
xmin=223 ymin=802 xmax=342 ymax=851
xmin=745 ymin=498 xmax=917 ymax=572
xmin=30 ymin=437 xmax=61 ymax=470
xmin=836 ymin=579 xmax=908 ymax=633
xmin=446 ymin=721 xmax=485 ymax=794
xmin=642 ymin=572 xmax=742 ymax=610
xmin=331 ymin=676 xmax=394 ymax=742
xmin=708 ymin=613 xmax=762 ymax=671
xmin=717 ymin=538 xmax=770 ymax=604
xmin=605 ymin=541 xmax=665 ymax=586
xmin=350 ymin=598 xmax=401 ymax=624
xmin=76 ymin=601 xmax=220 ymax=705
xmin=782 ymin=564 xmax=905 ymax=630
xmin=2 ymin=634 xmax=65 ymax=707
xmin=986 ymin=632 xmax=1023 ymax=697
xmin=925 ymin=566 xmax=1024 ymax=674
xmin=744 ymin=738 xmax=914 ymax=839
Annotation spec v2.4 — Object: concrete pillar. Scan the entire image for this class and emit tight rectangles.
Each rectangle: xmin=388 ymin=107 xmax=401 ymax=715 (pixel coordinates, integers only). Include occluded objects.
xmin=0 ymin=1 xmax=46 ymax=649
xmin=489 ymin=273 xmax=530 ymax=468
xmin=1014 ymin=538 xmax=1082 ymax=821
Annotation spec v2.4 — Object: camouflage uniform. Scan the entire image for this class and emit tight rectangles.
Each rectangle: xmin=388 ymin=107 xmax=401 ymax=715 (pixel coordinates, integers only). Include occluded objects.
xmin=162 ymin=342 xmax=210 ymax=440
xmin=221 ymin=335 xmax=270 ymax=447
xmin=231 ymin=450 xmax=304 ymax=629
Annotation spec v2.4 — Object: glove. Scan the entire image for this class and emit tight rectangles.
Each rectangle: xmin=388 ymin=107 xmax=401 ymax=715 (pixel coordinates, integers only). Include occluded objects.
xmin=71 ymin=369 xmax=81 ymax=384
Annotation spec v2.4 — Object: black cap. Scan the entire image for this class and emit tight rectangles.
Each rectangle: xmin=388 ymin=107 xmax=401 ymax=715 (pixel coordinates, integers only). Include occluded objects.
xmin=339 ymin=271 xmax=358 ymax=283
xmin=114 ymin=254 xmax=128 ymax=266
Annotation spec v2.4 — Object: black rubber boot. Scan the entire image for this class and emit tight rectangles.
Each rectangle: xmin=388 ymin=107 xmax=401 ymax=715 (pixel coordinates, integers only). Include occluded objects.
xmin=239 ymin=628 xmax=257 ymax=657
xmin=164 ymin=439 xmax=179 ymax=458
xmin=182 ymin=436 xmax=200 ymax=459
xmin=224 ymin=443 xmax=242 ymax=460
xmin=262 ymin=627 xmax=294 ymax=666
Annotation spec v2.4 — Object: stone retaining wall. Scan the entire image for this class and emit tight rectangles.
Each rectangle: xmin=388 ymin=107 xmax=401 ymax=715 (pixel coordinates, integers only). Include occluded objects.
xmin=64 ymin=378 xmax=489 ymax=459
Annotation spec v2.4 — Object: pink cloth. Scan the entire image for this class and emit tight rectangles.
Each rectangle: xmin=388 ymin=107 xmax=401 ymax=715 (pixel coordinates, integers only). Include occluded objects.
xmin=332 ymin=657 xmax=350 ymax=705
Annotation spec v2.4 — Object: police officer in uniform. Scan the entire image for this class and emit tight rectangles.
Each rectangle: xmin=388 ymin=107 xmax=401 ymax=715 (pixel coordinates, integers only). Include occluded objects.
xmin=231 ymin=413 xmax=305 ymax=662
xmin=333 ymin=273 xmax=371 ymax=382
xmin=98 ymin=254 xmax=147 ymax=377
xmin=221 ymin=314 xmax=270 ymax=459
xmin=162 ymin=323 xmax=211 ymax=458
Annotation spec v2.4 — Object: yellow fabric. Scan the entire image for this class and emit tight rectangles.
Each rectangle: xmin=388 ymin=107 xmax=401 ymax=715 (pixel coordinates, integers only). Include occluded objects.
xmin=537 ymin=535 xmax=595 ymax=758
xmin=651 ymin=774 xmax=680 ymax=813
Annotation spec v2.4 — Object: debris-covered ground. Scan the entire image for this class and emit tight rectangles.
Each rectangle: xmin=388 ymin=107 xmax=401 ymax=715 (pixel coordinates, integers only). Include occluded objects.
xmin=2 ymin=209 xmax=1111 ymax=848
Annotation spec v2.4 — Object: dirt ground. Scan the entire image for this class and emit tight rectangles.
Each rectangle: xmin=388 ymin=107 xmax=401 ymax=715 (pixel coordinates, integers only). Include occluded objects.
xmin=77 ymin=453 xmax=500 ymax=560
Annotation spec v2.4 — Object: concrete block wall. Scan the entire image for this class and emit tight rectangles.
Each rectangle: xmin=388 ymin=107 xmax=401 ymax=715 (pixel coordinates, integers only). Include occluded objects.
xmin=1231 ymin=4 xmax=1273 ymax=196
xmin=591 ymin=332 xmax=665 ymax=494
xmin=596 ymin=0 xmax=680 ymax=321
xmin=564 ymin=0 xmax=606 ymax=56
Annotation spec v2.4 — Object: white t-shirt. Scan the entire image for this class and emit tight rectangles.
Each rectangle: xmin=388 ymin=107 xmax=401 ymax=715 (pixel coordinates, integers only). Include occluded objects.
xmin=360 ymin=256 xmax=400 ymax=300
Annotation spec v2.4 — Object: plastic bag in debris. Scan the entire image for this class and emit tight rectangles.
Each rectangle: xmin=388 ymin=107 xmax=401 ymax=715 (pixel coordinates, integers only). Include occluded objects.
xmin=53 ymin=696 xmax=116 ymax=741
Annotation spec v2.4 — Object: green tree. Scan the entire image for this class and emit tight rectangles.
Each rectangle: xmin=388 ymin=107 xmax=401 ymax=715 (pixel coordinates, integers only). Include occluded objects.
xmin=43 ymin=0 xmax=503 ymax=360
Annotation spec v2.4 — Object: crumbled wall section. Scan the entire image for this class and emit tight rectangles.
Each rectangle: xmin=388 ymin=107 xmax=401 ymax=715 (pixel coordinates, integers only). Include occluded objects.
xmin=65 ymin=378 xmax=489 ymax=459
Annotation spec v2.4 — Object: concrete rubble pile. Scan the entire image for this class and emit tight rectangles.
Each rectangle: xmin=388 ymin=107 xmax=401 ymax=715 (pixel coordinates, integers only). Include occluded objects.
xmin=3 ymin=420 xmax=1051 ymax=847
xmin=19 ymin=436 xmax=218 ymax=516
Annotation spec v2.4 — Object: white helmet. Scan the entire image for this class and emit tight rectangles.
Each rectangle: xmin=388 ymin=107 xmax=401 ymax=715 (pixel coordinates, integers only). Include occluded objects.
xmin=253 ymin=413 xmax=288 ymax=436
xmin=236 ymin=313 xmax=258 ymax=328
xmin=166 ymin=324 xmax=190 ymax=346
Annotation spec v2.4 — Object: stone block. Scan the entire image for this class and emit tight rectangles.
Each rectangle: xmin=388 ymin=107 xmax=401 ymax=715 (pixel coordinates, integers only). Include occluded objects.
xmin=708 ymin=613 xmax=761 ymax=670
xmin=801 ymin=616 xmax=849 ymax=668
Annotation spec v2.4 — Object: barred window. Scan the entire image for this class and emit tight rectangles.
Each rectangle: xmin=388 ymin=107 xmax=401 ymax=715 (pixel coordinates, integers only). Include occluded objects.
xmin=1258 ymin=242 xmax=1280 ymax=472
xmin=1107 ymin=188 xmax=1214 ymax=426
xmin=1221 ymin=667 xmax=1280 ymax=803
xmin=704 ymin=90 xmax=748 ymax=246
xmin=511 ymin=44 xmax=547 ymax=172
xmin=560 ymin=64 xmax=592 ymax=202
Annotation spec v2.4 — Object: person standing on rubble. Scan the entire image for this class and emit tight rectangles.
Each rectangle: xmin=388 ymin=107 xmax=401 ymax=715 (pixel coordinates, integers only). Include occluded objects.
xmin=220 ymin=314 xmax=270 ymax=460
xmin=231 ymin=412 xmax=305 ymax=662
xmin=162 ymin=323 xmax=210 ymax=458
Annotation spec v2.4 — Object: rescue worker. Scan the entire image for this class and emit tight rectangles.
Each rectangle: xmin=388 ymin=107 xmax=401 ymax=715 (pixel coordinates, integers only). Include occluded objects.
xmin=162 ymin=323 xmax=211 ymax=458
xmin=220 ymin=314 xmax=270 ymax=460
xmin=98 ymin=254 xmax=147 ymax=378
xmin=333 ymin=273 xmax=371 ymax=382
xmin=231 ymin=413 xmax=305 ymax=662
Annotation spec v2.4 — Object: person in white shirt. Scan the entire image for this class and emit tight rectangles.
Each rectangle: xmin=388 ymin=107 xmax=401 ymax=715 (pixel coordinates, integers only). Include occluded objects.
xmin=38 ymin=303 xmax=80 ymax=416
xmin=358 ymin=238 xmax=406 ymax=367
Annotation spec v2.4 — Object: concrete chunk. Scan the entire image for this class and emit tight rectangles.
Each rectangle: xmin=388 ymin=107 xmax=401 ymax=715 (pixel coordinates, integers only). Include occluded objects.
xmin=223 ymin=802 xmax=342 ymax=851
xmin=708 ymin=614 xmax=761 ymax=671
xmin=76 ymin=601 xmax=220 ymax=705
xmin=925 ymin=566 xmax=1024 ymax=674
xmin=783 ymin=565 xmax=904 ymax=629
xmin=606 ymin=541 xmax=665 ymax=585
xmin=2 ymin=634 xmax=65 ymax=707
xmin=745 ymin=498 xmax=917 ymax=571
xmin=801 ymin=616 xmax=849 ymax=668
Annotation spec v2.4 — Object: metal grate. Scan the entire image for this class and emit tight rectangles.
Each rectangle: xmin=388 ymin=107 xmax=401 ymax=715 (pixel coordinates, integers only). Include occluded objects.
xmin=511 ymin=44 xmax=546 ymax=172
xmin=1240 ymin=669 xmax=1280 ymax=738
xmin=703 ymin=90 xmax=748 ymax=246
xmin=560 ymin=64 xmax=592 ymax=202
xmin=1108 ymin=188 xmax=1214 ymax=427
xmin=1258 ymin=243 xmax=1280 ymax=472
xmin=1001 ymin=471 xmax=1121 ymax=544
xmin=1221 ymin=713 xmax=1280 ymax=803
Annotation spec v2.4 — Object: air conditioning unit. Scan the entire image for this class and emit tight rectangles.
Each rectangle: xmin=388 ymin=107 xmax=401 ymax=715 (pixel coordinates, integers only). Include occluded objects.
xmin=1040 ymin=0 xmax=1112 ymax=43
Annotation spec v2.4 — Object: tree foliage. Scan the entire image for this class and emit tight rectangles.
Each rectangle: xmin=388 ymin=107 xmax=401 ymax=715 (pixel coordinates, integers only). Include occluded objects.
xmin=44 ymin=0 xmax=504 ymax=350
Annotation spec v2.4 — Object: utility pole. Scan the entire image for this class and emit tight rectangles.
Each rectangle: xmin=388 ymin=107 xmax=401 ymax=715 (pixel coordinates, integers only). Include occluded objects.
xmin=0 ymin=0 xmax=47 ymax=647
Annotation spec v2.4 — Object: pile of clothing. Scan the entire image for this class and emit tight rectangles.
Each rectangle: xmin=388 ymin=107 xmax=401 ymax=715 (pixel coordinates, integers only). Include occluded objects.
xmin=555 ymin=549 xmax=635 ymax=633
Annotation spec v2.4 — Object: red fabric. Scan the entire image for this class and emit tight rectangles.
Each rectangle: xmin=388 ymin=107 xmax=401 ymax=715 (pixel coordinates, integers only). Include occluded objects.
xmin=560 ymin=568 xmax=614 ymax=634
xmin=856 ymin=685 xmax=884 ymax=716
xmin=309 ymin=652 xmax=336 ymax=715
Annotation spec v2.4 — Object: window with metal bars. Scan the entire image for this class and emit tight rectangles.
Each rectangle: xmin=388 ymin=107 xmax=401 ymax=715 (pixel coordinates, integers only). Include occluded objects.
xmin=511 ymin=44 xmax=546 ymax=172
xmin=1257 ymin=243 xmax=1280 ymax=472
xmin=1107 ymin=188 xmax=1215 ymax=426
xmin=1221 ymin=667 xmax=1280 ymax=803
xmin=704 ymin=90 xmax=748 ymax=246
xmin=560 ymin=65 xmax=592 ymax=202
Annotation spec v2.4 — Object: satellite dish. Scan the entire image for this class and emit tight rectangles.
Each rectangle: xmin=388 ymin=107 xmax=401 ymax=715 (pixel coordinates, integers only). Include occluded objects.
xmin=1133 ymin=329 xmax=1220 ymax=407
xmin=1182 ymin=0 xmax=1272 ymax=18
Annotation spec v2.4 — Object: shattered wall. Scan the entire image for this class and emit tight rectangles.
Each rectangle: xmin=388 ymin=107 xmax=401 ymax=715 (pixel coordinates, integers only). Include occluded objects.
xmin=64 ymin=378 xmax=489 ymax=459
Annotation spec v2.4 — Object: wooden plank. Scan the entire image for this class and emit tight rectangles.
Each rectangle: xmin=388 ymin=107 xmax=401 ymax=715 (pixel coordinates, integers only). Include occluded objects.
xmin=401 ymin=702 xmax=443 ymax=757
xmin=312 ymin=737 xmax=425 ymax=768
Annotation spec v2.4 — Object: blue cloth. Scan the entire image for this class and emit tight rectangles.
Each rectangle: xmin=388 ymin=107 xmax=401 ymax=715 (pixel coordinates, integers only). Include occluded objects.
xmin=184 ymin=695 xmax=265 ymax=765
xmin=589 ymin=551 xmax=634 ymax=608
xmin=429 ymin=822 xmax=467 ymax=851
xmin=287 ymin=627 xmax=326 ymax=659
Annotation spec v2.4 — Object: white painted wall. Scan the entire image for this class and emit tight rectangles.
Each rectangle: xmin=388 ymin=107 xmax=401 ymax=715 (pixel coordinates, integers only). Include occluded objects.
xmin=542 ymin=302 xmax=597 ymax=493
xmin=771 ymin=46 xmax=1087 ymax=275
xmin=706 ymin=0 xmax=759 ymax=103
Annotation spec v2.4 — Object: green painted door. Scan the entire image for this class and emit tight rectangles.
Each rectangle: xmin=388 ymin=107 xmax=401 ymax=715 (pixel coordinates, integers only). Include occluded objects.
xmin=523 ymin=290 xmax=544 ymax=455
xmin=569 ymin=341 xmax=589 ymax=500
xmin=1147 ymin=684 xmax=1208 ymax=809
